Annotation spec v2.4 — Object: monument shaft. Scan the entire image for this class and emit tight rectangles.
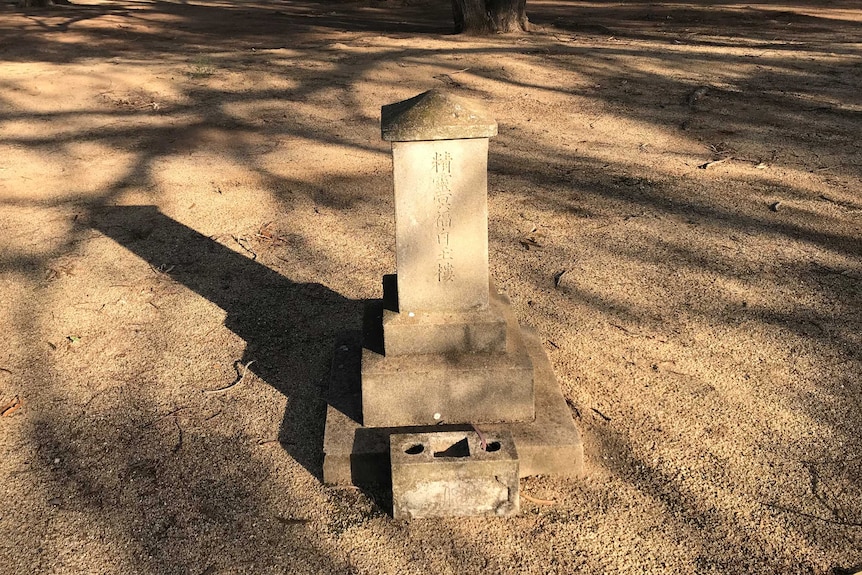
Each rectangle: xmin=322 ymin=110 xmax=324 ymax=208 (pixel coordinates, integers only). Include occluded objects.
xmin=392 ymin=139 xmax=490 ymax=314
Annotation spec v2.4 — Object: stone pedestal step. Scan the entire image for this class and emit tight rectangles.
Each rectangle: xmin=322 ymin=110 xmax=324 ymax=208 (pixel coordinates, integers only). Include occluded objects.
xmin=362 ymin=286 xmax=535 ymax=427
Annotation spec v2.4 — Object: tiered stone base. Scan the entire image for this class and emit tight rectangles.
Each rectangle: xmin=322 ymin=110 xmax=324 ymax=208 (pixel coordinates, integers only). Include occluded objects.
xmin=362 ymin=287 xmax=535 ymax=427
xmin=323 ymin=289 xmax=584 ymax=485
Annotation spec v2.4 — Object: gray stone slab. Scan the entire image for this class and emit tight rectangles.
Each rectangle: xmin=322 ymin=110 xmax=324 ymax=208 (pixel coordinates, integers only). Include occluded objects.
xmin=382 ymin=306 xmax=507 ymax=356
xmin=323 ymin=313 xmax=584 ymax=485
xmin=381 ymin=90 xmax=498 ymax=142
xmin=382 ymin=275 xmax=507 ymax=356
xmin=390 ymin=430 xmax=519 ymax=519
xmin=482 ymin=328 xmax=584 ymax=478
xmin=392 ymin=138 xmax=491 ymax=314
xmin=361 ymin=289 xmax=535 ymax=427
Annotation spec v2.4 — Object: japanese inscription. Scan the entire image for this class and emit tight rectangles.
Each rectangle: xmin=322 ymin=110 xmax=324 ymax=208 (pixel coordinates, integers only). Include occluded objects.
xmin=389 ymin=137 xmax=491 ymax=312
xmin=433 ymin=151 xmax=454 ymax=283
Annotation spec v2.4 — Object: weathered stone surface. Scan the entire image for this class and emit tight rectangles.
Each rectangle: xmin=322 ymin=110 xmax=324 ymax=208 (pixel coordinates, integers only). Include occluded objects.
xmin=323 ymin=318 xmax=584 ymax=485
xmin=362 ymin=289 xmax=534 ymax=427
xmin=383 ymin=306 xmax=506 ymax=356
xmin=381 ymin=90 xmax=497 ymax=142
xmin=321 ymin=90 xmax=585 ymax=494
xmin=481 ymin=325 xmax=584 ymax=478
xmin=390 ymin=430 xmax=519 ymax=519
xmin=392 ymin=138 xmax=491 ymax=314
xmin=382 ymin=275 xmax=507 ymax=356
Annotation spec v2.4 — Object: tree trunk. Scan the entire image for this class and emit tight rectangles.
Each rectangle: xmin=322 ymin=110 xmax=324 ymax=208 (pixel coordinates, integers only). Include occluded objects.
xmin=452 ymin=0 xmax=529 ymax=34
xmin=18 ymin=0 xmax=71 ymax=7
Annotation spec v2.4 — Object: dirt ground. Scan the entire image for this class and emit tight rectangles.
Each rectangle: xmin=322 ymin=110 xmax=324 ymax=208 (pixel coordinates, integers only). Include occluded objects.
xmin=1 ymin=0 xmax=861 ymax=573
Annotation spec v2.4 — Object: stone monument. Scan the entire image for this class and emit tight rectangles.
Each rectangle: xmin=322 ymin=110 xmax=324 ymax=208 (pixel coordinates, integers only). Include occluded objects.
xmin=323 ymin=90 xmax=583 ymax=516
xmin=362 ymin=90 xmax=535 ymax=428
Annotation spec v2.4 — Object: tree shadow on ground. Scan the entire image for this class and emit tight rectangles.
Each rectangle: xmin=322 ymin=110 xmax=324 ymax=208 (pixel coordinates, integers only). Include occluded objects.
xmin=588 ymin=421 xmax=862 ymax=573
xmin=2 ymin=0 xmax=861 ymax=571
xmin=5 ymin=205 xmax=544 ymax=574
xmin=90 ymin=205 xmax=364 ymax=480
xmin=0 ymin=0 xmax=453 ymax=64
xmin=18 ymin=396 xmax=361 ymax=574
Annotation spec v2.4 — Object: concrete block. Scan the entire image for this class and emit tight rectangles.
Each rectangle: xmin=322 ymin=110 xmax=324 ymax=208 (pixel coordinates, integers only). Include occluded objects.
xmin=390 ymin=430 xmax=519 ymax=519
xmin=381 ymin=89 xmax=498 ymax=142
xmin=382 ymin=306 xmax=506 ymax=356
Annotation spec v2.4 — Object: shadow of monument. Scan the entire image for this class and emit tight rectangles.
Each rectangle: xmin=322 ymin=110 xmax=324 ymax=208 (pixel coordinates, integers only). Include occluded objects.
xmin=90 ymin=205 xmax=365 ymax=481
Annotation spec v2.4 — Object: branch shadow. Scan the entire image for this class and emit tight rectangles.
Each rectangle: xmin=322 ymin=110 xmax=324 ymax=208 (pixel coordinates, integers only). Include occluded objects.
xmin=89 ymin=205 xmax=365 ymax=480
xmin=20 ymin=397 xmax=359 ymax=574
xmin=2 ymin=0 xmax=861 ymax=569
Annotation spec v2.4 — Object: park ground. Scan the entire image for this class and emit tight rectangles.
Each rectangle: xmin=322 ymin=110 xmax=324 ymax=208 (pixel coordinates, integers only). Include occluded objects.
xmin=1 ymin=0 xmax=861 ymax=573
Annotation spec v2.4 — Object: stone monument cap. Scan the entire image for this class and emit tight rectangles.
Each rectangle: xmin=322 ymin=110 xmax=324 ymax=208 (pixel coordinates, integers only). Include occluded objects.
xmin=381 ymin=89 xmax=498 ymax=142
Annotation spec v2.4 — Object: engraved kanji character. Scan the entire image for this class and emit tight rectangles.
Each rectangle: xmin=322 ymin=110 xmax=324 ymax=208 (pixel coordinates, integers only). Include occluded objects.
xmin=438 ymin=262 xmax=455 ymax=283
xmin=433 ymin=172 xmax=451 ymax=194
xmin=434 ymin=192 xmax=452 ymax=208
xmin=436 ymin=212 xmax=452 ymax=231
xmin=433 ymin=152 xmax=452 ymax=173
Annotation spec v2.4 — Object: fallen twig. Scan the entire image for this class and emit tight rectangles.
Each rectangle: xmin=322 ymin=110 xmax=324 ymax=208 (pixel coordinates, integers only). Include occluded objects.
xmin=1 ymin=396 xmax=22 ymax=417
xmin=255 ymin=221 xmax=285 ymax=243
xmin=553 ymin=270 xmax=566 ymax=288
xmin=652 ymin=361 xmax=691 ymax=377
xmin=609 ymin=323 xmax=645 ymax=337
xmin=591 ymin=407 xmax=611 ymax=422
xmin=149 ymin=263 xmax=175 ymax=275
xmin=819 ymin=195 xmax=862 ymax=212
xmin=142 ymin=406 xmax=192 ymax=428
xmin=205 ymin=410 xmax=223 ymax=421
xmin=204 ymin=360 xmax=256 ymax=395
xmin=565 ymin=398 xmax=581 ymax=418
xmin=521 ymin=492 xmax=557 ymax=506
xmin=763 ymin=501 xmax=862 ymax=528
xmin=275 ymin=516 xmax=310 ymax=525
xmin=436 ymin=75 xmax=462 ymax=87
xmin=698 ymin=157 xmax=731 ymax=169
xmin=608 ymin=323 xmax=667 ymax=343
xmin=172 ymin=418 xmax=183 ymax=453
xmin=472 ymin=425 xmax=488 ymax=450
xmin=232 ymin=235 xmax=257 ymax=260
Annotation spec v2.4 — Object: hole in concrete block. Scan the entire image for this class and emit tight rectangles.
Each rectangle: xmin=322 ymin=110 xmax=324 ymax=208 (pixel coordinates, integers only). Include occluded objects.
xmin=485 ymin=441 xmax=501 ymax=452
xmin=433 ymin=437 xmax=470 ymax=458
xmin=404 ymin=443 xmax=425 ymax=455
